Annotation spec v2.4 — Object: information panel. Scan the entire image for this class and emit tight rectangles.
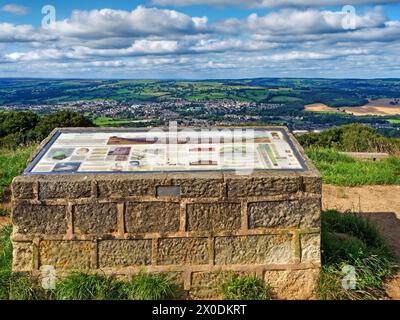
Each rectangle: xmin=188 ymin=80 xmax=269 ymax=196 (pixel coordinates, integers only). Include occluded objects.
xmin=25 ymin=128 xmax=306 ymax=174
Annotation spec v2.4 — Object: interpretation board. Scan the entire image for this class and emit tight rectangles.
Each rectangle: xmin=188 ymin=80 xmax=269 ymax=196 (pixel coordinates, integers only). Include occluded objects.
xmin=24 ymin=128 xmax=306 ymax=174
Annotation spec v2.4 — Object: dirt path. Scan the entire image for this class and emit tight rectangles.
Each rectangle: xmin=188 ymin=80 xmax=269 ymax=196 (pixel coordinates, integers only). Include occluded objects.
xmin=323 ymin=184 xmax=400 ymax=299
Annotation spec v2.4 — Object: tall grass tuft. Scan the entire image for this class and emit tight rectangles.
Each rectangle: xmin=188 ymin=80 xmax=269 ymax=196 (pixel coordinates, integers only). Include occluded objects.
xmin=220 ymin=274 xmax=271 ymax=300
xmin=53 ymin=272 xmax=127 ymax=300
xmin=126 ymin=271 xmax=177 ymax=300
xmin=318 ymin=210 xmax=398 ymax=300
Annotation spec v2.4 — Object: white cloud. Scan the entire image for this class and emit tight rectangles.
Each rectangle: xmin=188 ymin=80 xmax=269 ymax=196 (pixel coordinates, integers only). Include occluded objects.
xmin=0 ymin=5 xmax=400 ymax=78
xmin=214 ymin=7 xmax=387 ymax=35
xmin=50 ymin=6 xmax=208 ymax=39
xmin=1 ymin=4 xmax=28 ymax=15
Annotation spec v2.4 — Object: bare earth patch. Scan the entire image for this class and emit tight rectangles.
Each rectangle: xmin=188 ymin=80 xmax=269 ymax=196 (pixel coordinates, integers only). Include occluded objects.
xmin=304 ymin=103 xmax=341 ymax=113
xmin=323 ymin=184 xmax=400 ymax=299
xmin=305 ymin=99 xmax=400 ymax=116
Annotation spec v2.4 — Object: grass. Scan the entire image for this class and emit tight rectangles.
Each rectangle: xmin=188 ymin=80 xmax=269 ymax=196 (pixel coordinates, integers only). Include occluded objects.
xmin=220 ymin=274 xmax=271 ymax=300
xmin=92 ymin=116 xmax=136 ymax=126
xmin=0 ymin=146 xmax=36 ymax=201
xmin=317 ymin=210 xmax=397 ymax=300
xmin=306 ymin=148 xmax=400 ymax=186
xmin=126 ymin=271 xmax=177 ymax=300
xmin=0 ymin=226 xmax=177 ymax=301
xmin=0 ymin=208 xmax=10 ymax=217
xmin=54 ymin=273 xmax=127 ymax=300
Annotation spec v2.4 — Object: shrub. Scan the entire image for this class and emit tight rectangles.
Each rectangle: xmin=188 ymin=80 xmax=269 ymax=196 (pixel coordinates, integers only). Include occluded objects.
xmin=220 ymin=274 xmax=271 ymax=300
xmin=298 ymin=124 xmax=400 ymax=154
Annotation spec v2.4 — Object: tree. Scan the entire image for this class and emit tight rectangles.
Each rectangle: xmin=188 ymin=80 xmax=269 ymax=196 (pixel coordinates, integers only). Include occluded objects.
xmin=0 ymin=111 xmax=39 ymax=137
xmin=34 ymin=111 xmax=94 ymax=141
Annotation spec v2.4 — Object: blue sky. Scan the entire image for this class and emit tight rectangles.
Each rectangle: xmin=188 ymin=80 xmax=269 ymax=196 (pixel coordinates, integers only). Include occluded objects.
xmin=0 ymin=0 xmax=400 ymax=79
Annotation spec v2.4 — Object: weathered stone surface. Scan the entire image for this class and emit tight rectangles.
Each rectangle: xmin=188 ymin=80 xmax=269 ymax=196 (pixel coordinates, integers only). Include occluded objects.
xmin=74 ymin=203 xmax=118 ymax=235
xmin=264 ymin=269 xmax=320 ymax=300
xmin=99 ymin=240 xmax=152 ymax=268
xmin=125 ymin=202 xmax=180 ymax=233
xmin=186 ymin=202 xmax=241 ymax=233
xmin=39 ymin=241 xmax=91 ymax=270
xmin=12 ymin=203 xmax=67 ymax=235
xmin=157 ymin=238 xmax=209 ymax=265
xmin=248 ymin=198 xmax=321 ymax=229
xmin=226 ymin=176 xmax=301 ymax=198
xmin=215 ymin=235 xmax=293 ymax=265
xmin=39 ymin=180 xmax=91 ymax=199
xmin=12 ymin=242 xmax=32 ymax=272
xmin=97 ymin=179 xmax=158 ymax=198
xmin=302 ymin=176 xmax=322 ymax=194
xmin=301 ymin=234 xmax=321 ymax=263
xmin=12 ymin=181 xmax=35 ymax=200
xmin=175 ymin=179 xmax=224 ymax=198
xmin=190 ymin=271 xmax=229 ymax=300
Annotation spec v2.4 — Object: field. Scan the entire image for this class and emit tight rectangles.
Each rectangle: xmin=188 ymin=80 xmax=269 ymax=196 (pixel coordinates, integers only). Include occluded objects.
xmin=1 ymin=78 xmax=399 ymax=107
xmin=305 ymin=99 xmax=400 ymax=116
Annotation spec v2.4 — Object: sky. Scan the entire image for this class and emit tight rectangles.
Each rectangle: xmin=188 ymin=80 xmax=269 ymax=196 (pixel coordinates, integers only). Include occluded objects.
xmin=0 ymin=0 xmax=400 ymax=79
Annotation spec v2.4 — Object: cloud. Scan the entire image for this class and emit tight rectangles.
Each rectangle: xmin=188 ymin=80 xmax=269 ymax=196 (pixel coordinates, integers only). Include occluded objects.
xmin=0 ymin=23 xmax=53 ymax=42
xmin=50 ymin=6 xmax=208 ymax=39
xmin=151 ymin=0 xmax=400 ymax=8
xmin=214 ymin=7 xmax=387 ymax=35
xmin=1 ymin=5 xmax=400 ymax=78
xmin=1 ymin=4 xmax=28 ymax=15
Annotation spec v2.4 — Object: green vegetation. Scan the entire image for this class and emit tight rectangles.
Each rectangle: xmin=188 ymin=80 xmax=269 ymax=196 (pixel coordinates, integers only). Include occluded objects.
xmin=54 ymin=273 xmax=127 ymax=300
xmin=0 ymin=110 xmax=94 ymax=149
xmin=299 ymin=124 xmax=400 ymax=154
xmin=317 ymin=210 xmax=397 ymax=300
xmin=0 ymin=208 xmax=9 ymax=217
xmin=0 ymin=226 xmax=39 ymax=300
xmin=0 ymin=227 xmax=177 ymax=301
xmin=93 ymin=116 xmax=135 ymax=126
xmin=306 ymin=148 xmax=400 ymax=186
xmin=220 ymin=274 xmax=271 ymax=300
xmin=3 ymin=78 xmax=396 ymax=106
xmin=0 ymin=146 xmax=37 ymax=201
xmin=126 ymin=271 xmax=177 ymax=300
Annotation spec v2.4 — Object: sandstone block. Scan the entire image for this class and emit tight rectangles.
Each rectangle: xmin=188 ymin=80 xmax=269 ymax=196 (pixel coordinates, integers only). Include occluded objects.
xmin=39 ymin=180 xmax=91 ymax=199
xmin=12 ymin=180 xmax=35 ymax=200
xmin=226 ymin=176 xmax=301 ymax=198
xmin=248 ymin=198 xmax=321 ymax=229
xmin=74 ymin=203 xmax=118 ymax=235
xmin=98 ymin=240 xmax=152 ymax=268
xmin=125 ymin=202 xmax=180 ymax=233
xmin=300 ymin=234 xmax=321 ymax=264
xmin=264 ymin=269 xmax=320 ymax=300
xmin=12 ymin=242 xmax=33 ymax=272
xmin=12 ymin=203 xmax=67 ymax=235
xmin=157 ymin=238 xmax=209 ymax=265
xmin=186 ymin=202 xmax=241 ymax=233
xmin=39 ymin=241 xmax=91 ymax=270
xmin=215 ymin=235 xmax=293 ymax=265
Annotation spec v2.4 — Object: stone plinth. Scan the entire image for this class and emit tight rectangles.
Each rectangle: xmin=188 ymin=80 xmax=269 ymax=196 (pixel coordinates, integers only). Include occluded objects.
xmin=11 ymin=127 xmax=321 ymax=299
